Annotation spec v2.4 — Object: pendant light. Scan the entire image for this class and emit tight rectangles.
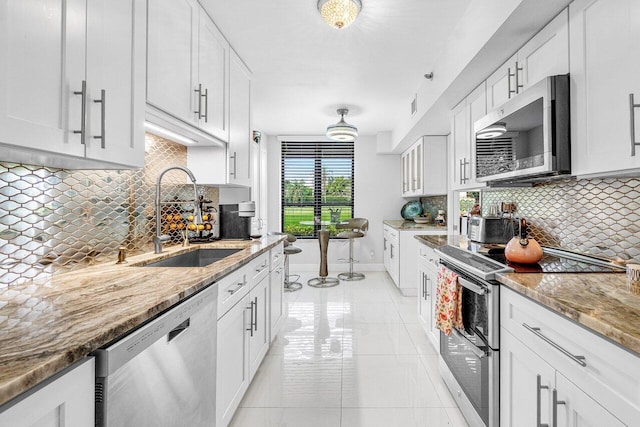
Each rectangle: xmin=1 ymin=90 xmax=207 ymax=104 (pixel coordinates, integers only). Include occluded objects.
xmin=317 ymin=0 xmax=362 ymax=29
xmin=326 ymin=109 xmax=358 ymax=142
xmin=477 ymin=122 xmax=507 ymax=139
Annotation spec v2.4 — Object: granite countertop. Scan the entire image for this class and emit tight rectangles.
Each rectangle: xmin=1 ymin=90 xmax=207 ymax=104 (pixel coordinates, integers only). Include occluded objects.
xmin=384 ymin=219 xmax=447 ymax=231
xmin=415 ymin=234 xmax=640 ymax=356
xmin=0 ymin=236 xmax=285 ymax=407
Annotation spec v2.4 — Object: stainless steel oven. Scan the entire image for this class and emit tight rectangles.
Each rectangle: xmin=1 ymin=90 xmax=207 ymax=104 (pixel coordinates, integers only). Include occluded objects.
xmin=434 ymin=245 xmax=512 ymax=427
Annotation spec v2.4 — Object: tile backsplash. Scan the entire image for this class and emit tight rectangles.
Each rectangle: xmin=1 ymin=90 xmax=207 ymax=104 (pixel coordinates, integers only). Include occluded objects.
xmin=0 ymin=134 xmax=218 ymax=287
xmin=481 ymin=177 xmax=640 ymax=263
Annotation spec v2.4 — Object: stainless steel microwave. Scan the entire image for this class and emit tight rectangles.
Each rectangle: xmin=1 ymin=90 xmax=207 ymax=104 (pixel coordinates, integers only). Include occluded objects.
xmin=473 ymin=74 xmax=570 ymax=184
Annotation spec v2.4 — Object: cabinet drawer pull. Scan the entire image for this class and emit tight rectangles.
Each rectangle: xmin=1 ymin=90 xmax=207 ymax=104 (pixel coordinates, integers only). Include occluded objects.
xmin=227 ymin=280 xmax=246 ymax=295
xmin=536 ymin=374 xmax=549 ymax=427
xmin=93 ymin=89 xmax=106 ymax=148
xmin=73 ymin=80 xmax=87 ymax=144
xmin=523 ymin=323 xmax=587 ymax=367
xmin=630 ymin=93 xmax=640 ymax=156
xmin=246 ymin=300 xmax=254 ymax=337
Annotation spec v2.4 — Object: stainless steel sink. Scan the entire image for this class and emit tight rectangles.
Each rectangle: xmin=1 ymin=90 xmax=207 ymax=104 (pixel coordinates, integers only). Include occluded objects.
xmin=142 ymin=248 xmax=242 ymax=268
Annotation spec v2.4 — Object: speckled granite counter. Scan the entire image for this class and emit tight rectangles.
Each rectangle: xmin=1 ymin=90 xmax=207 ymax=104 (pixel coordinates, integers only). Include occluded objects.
xmin=0 ymin=236 xmax=285 ymax=407
xmin=414 ymin=234 xmax=640 ymax=356
xmin=383 ymin=220 xmax=447 ymax=232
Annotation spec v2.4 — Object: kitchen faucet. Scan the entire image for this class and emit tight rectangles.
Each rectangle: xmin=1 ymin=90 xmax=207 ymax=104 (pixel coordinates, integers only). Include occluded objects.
xmin=154 ymin=166 xmax=202 ymax=254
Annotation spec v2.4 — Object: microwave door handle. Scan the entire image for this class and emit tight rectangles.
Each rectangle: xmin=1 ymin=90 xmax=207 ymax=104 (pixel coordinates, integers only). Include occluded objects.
xmin=457 ymin=276 xmax=487 ymax=296
xmin=452 ymin=328 xmax=488 ymax=358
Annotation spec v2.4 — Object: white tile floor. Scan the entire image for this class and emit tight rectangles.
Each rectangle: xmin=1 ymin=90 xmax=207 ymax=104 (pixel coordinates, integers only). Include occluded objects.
xmin=229 ymin=271 xmax=469 ymax=427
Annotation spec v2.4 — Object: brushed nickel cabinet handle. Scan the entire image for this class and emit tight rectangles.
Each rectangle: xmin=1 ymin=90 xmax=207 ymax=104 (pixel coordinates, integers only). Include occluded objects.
xmin=523 ymin=323 xmax=587 ymax=367
xmin=508 ymin=67 xmax=516 ymax=98
xmin=202 ymin=88 xmax=209 ymax=122
xmin=515 ymin=61 xmax=523 ymax=93
xmin=73 ymin=80 xmax=87 ymax=144
xmin=552 ymin=389 xmax=566 ymax=427
xmin=93 ymin=89 xmax=106 ymax=148
xmin=194 ymin=84 xmax=203 ymax=119
xmin=537 ymin=374 xmax=550 ymax=427
xmin=230 ymin=151 xmax=237 ymax=178
xmin=630 ymin=93 xmax=639 ymax=156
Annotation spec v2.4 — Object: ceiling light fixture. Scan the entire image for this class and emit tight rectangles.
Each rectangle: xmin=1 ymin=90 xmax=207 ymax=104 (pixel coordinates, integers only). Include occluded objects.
xmin=317 ymin=0 xmax=362 ymax=29
xmin=477 ymin=122 xmax=507 ymax=139
xmin=326 ymin=108 xmax=358 ymax=142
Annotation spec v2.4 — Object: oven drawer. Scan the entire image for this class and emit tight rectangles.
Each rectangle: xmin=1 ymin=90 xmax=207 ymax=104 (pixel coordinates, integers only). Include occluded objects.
xmin=500 ymin=286 xmax=640 ymax=422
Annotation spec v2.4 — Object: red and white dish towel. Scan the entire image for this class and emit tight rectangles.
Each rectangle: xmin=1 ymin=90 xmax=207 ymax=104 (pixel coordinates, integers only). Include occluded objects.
xmin=435 ymin=265 xmax=463 ymax=336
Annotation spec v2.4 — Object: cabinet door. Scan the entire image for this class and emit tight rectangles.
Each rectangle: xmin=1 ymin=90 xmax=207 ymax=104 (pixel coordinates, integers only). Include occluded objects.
xmin=248 ymin=276 xmax=269 ymax=379
xmin=85 ymin=0 xmax=145 ymax=167
xmin=450 ymin=99 xmax=469 ymax=191
xmin=228 ymin=50 xmax=252 ymax=186
xmin=466 ymin=84 xmax=487 ymax=189
xmin=147 ymin=0 xmax=198 ymax=124
xmin=269 ymin=263 xmax=284 ymax=343
xmin=417 ymin=266 xmax=429 ymax=329
xmin=486 ymin=53 xmax=517 ymax=111
xmin=401 ymin=153 xmax=410 ymax=195
xmin=425 ymin=267 xmax=439 ymax=349
xmin=570 ymin=0 xmax=640 ymax=176
xmin=555 ymin=373 xmax=625 ymax=427
xmin=0 ymin=358 xmax=94 ymax=427
xmin=413 ymin=142 xmax=423 ymax=194
xmin=198 ymin=10 xmax=229 ymax=142
xmin=216 ymin=295 xmax=251 ymax=427
xmin=0 ymin=0 xmax=86 ymax=158
xmin=501 ymin=328 xmax=555 ymax=427
xmin=518 ymin=9 xmax=569 ymax=91
xmin=422 ymin=136 xmax=447 ymax=196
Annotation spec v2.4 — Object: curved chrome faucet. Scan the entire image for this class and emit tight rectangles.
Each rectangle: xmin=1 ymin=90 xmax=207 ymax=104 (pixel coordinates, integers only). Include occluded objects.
xmin=154 ymin=166 xmax=202 ymax=254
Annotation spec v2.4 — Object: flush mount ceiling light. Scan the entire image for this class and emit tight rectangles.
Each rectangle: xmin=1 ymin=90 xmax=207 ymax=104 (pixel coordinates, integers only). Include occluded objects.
xmin=317 ymin=0 xmax=362 ymax=29
xmin=477 ymin=122 xmax=507 ymax=139
xmin=326 ymin=108 xmax=358 ymax=141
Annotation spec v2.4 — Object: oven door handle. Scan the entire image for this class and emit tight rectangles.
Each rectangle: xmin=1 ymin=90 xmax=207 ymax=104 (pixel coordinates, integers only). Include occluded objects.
xmin=452 ymin=328 xmax=488 ymax=359
xmin=457 ymin=276 xmax=487 ymax=295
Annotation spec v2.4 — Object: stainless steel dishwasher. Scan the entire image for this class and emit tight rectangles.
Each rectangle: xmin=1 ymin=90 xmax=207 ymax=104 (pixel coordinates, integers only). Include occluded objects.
xmin=94 ymin=284 xmax=217 ymax=427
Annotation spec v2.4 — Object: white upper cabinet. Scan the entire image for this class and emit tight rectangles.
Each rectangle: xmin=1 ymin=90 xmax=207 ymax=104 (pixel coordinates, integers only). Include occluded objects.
xmin=198 ymin=10 xmax=230 ymax=142
xmin=487 ymin=9 xmax=569 ymax=111
xmin=85 ymin=0 xmax=146 ymax=167
xmin=450 ymin=83 xmax=487 ymax=191
xmin=569 ymin=0 xmax=640 ymax=177
xmin=147 ymin=0 xmax=198 ymax=125
xmin=0 ymin=0 xmax=145 ymax=169
xmin=147 ymin=0 xmax=229 ymax=144
xmin=228 ymin=50 xmax=252 ymax=186
xmin=401 ymin=136 xmax=446 ymax=197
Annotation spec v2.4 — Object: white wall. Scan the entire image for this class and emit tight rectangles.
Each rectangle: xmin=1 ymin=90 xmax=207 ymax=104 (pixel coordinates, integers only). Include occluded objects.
xmin=266 ymin=134 xmax=403 ymax=272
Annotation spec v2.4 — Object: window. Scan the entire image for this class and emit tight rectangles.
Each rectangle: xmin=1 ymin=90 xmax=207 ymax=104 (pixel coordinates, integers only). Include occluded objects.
xmin=281 ymin=140 xmax=354 ymax=238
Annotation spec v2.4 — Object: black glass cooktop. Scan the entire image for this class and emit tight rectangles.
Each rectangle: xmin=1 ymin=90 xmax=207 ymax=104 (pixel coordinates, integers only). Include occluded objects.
xmin=481 ymin=248 xmax=626 ymax=274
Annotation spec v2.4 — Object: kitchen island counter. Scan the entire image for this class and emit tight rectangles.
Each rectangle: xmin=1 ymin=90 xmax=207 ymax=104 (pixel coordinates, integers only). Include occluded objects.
xmin=0 ymin=236 xmax=286 ymax=407
xmin=415 ymin=234 xmax=640 ymax=356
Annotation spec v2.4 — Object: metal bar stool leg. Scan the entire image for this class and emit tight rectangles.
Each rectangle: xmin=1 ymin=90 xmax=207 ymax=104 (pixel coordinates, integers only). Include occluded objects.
xmin=338 ymin=237 xmax=365 ymax=281
xmin=308 ymin=230 xmax=340 ymax=287
xmin=284 ymin=252 xmax=302 ymax=292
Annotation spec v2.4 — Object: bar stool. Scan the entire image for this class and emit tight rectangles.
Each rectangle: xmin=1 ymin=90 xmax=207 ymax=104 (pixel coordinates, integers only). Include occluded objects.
xmin=308 ymin=230 xmax=340 ymax=287
xmin=270 ymin=232 xmax=303 ymax=292
xmin=336 ymin=218 xmax=369 ymax=281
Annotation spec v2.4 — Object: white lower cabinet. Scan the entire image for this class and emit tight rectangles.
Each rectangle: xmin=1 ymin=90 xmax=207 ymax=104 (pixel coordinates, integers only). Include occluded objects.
xmin=269 ymin=245 xmax=285 ymax=343
xmin=216 ymin=247 xmax=280 ymax=427
xmin=417 ymin=243 xmax=439 ymax=350
xmin=500 ymin=286 xmax=640 ymax=427
xmin=383 ymin=223 xmax=446 ymax=296
xmin=0 ymin=358 xmax=94 ymax=427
